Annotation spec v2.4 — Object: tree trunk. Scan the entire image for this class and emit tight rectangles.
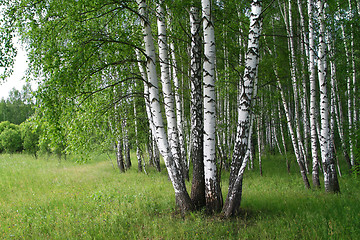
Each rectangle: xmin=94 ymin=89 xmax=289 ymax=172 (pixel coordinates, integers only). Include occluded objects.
xmin=133 ymin=91 xmax=142 ymax=172
xmin=338 ymin=0 xmax=354 ymax=168
xmin=278 ymin=102 xmax=290 ymax=173
xmin=189 ymin=6 xmax=206 ymax=210
xmin=317 ymin=0 xmax=340 ymax=193
xmin=298 ymin=0 xmax=310 ymax=169
xmin=157 ymin=1 xmax=185 ymax=177
xmin=308 ymin=0 xmax=320 ymax=188
xmin=122 ymin=116 xmax=131 ymax=169
xmin=223 ymin=0 xmax=262 ymax=218
xmin=257 ymin=115 xmax=262 ymax=176
xmin=326 ymin=32 xmax=352 ymax=172
xmin=201 ymin=0 xmax=222 ymax=213
xmin=116 ymin=138 xmax=125 ymax=173
xmin=285 ymin=0 xmax=308 ymax=173
xmin=170 ymin=42 xmax=188 ymax=181
xmin=135 ymin=49 xmax=160 ymax=171
xmin=348 ymin=0 xmax=357 ymax=141
xmin=277 ymin=78 xmax=311 ymax=189
xmin=269 ymin=16 xmax=310 ymax=188
xmin=137 ymin=0 xmax=193 ymax=214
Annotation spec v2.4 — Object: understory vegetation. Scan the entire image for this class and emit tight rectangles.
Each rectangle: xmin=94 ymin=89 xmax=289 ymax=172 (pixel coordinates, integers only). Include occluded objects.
xmin=1 ymin=153 xmax=359 ymax=239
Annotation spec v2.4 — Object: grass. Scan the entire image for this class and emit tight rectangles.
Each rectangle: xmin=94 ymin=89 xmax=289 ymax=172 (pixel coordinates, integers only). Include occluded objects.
xmin=0 ymin=153 xmax=359 ymax=239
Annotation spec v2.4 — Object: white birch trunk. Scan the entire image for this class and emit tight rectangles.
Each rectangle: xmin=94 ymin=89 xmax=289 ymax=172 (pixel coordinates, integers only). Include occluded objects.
xmin=223 ymin=0 xmax=262 ymax=218
xmin=268 ymin=32 xmax=310 ymax=187
xmin=135 ymin=49 xmax=161 ymax=171
xmin=308 ymin=0 xmax=320 ymax=187
xmin=133 ymin=93 xmax=142 ymax=172
xmin=277 ymin=77 xmax=311 ymax=189
xmin=137 ymin=0 xmax=193 ymax=213
xmin=268 ymin=16 xmax=309 ymax=185
xmin=257 ymin=115 xmax=262 ymax=176
xmin=285 ymin=0 xmax=308 ymax=172
xmin=278 ymin=102 xmax=290 ymax=173
xmin=202 ymin=0 xmax=222 ymax=212
xmin=170 ymin=42 xmax=188 ymax=180
xmin=157 ymin=2 xmax=185 ymax=177
xmin=348 ymin=0 xmax=357 ymax=137
xmin=328 ymin=54 xmax=342 ymax=177
xmin=297 ymin=0 xmax=310 ymax=165
xmin=317 ymin=0 xmax=340 ymax=193
xmin=338 ymin=2 xmax=354 ymax=167
xmin=326 ymin=32 xmax=352 ymax=171
xmin=116 ymin=137 xmax=125 ymax=173
xmin=122 ymin=116 xmax=131 ymax=169
xmin=245 ymin=63 xmax=260 ymax=171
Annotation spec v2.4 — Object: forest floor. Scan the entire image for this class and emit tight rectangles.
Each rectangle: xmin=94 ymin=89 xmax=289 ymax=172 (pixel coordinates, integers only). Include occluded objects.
xmin=0 ymin=153 xmax=359 ymax=239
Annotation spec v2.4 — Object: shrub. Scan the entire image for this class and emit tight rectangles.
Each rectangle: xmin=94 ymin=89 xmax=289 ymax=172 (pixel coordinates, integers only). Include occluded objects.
xmin=0 ymin=128 xmax=23 ymax=153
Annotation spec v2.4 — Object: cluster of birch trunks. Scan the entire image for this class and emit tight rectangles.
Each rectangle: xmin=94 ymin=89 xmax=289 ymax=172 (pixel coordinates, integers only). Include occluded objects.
xmin=126 ymin=0 xmax=358 ymax=216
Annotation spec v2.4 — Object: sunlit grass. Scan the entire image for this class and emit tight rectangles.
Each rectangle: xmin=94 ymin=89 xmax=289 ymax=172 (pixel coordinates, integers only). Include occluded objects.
xmin=0 ymin=153 xmax=359 ymax=239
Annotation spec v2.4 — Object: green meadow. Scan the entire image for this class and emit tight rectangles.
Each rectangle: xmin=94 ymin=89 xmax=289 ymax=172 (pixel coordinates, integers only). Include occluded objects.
xmin=1 ymin=153 xmax=359 ymax=239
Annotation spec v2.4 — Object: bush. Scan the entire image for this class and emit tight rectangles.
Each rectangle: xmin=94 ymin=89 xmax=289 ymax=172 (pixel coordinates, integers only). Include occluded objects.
xmin=0 ymin=128 xmax=23 ymax=153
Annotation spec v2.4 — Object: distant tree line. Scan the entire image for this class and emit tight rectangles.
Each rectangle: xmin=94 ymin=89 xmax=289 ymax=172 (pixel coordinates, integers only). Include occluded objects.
xmin=0 ymin=83 xmax=35 ymax=124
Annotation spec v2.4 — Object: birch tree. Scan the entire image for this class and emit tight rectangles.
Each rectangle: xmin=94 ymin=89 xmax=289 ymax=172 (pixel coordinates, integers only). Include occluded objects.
xmin=308 ymin=0 xmax=320 ymax=187
xmin=137 ymin=0 xmax=193 ymax=213
xmin=338 ymin=0 xmax=356 ymax=167
xmin=156 ymin=1 xmax=186 ymax=179
xmin=202 ymin=0 xmax=223 ymax=213
xmin=170 ymin=42 xmax=188 ymax=180
xmin=222 ymin=0 xmax=262 ymax=218
xmin=316 ymin=0 xmax=340 ymax=193
xmin=282 ymin=0 xmax=308 ymax=173
xmin=189 ymin=5 xmax=206 ymax=209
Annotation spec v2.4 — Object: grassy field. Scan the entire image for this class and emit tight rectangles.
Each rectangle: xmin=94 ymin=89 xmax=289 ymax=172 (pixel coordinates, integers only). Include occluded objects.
xmin=0 ymin=153 xmax=359 ymax=239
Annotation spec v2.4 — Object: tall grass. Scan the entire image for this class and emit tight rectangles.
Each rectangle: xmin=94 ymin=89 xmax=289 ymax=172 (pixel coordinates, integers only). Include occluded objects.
xmin=0 ymin=153 xmax=359 ymax=239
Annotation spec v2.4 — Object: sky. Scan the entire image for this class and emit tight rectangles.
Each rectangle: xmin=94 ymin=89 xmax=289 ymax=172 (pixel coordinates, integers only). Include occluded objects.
xmin=0 ymin=42 xmax=38 ymax=100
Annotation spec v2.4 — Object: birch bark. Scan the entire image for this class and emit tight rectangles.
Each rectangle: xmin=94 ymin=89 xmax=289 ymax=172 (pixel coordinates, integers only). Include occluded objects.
xmin=317 ymin=0 xmax=340 ymax=193
xmin=202 ymin=0 xmax=222 ymax=212
xmin=137 ymin=0 xmax=193 ymax=213
xmin=308 ymin=0 xmax=320 ymax=187
xmin=189 ymin=6 xmax=206 ymax=209
xmin=157 ymin=1 xmax=185 ymax=177
xmin=170 ymin=42 xmax=188 ymax=180
xmin=326 ymin=34 xmax=352 ymax=171
xmin=338 ymin=1 xmax=354 ymax=167
xmin=135 ymin=49 xmax=161 ymax=172
xmin=116 ymin=137 xmax=125 ymax=173
xmin=222 ymin=0 xmax=262 ymax=217
xmin=133 ymin=95 xmax=142 ymax=172
xmin=297 ymin=0 xmax=310 ymax=166
xmin=257 ymin=115 xmax=263 ymax=176
xmin=285 ymin=0 xmax=308 ymax=173
xmin=278 ymin=102 xmax=290 ymax=173
xmin=122 ymin=116 xmax=131 ymax=169
xmin=277 ymin=77 xmax=311 ymax=189
xmin=269 ymin=16 xmax=309 ymax=187
xmin=347 ymin=0 xmax=357 ymax=137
